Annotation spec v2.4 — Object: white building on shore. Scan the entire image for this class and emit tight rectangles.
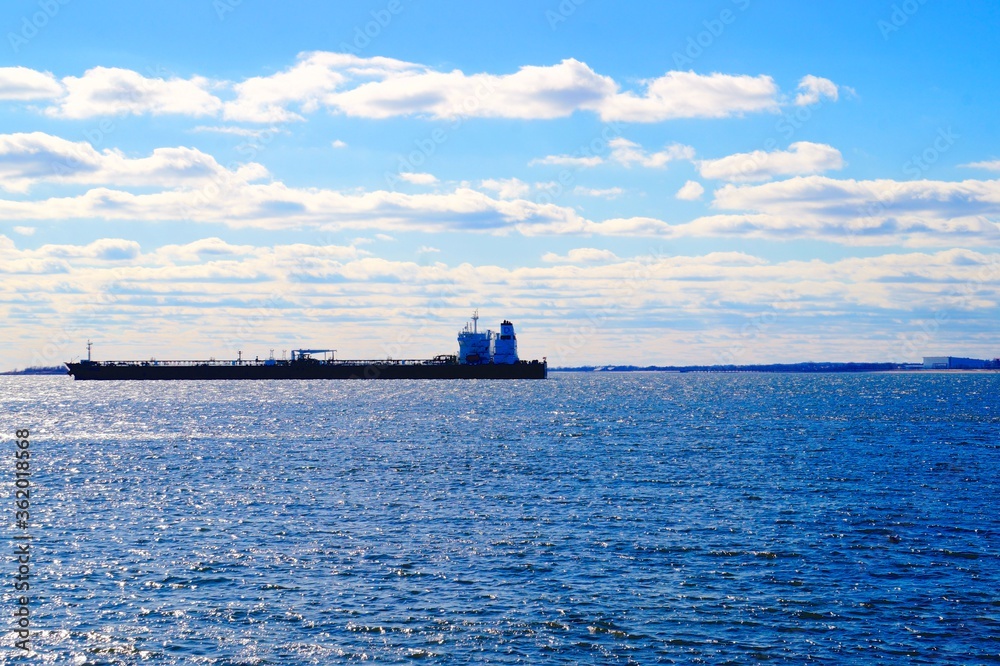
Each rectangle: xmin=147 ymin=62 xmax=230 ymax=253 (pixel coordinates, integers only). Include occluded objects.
xmin=922 ymin=356 xmax=993 ymax=369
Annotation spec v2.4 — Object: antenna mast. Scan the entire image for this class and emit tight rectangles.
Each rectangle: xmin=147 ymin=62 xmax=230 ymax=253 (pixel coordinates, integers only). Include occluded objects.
xmin=86 ymin=340 xmax=92 ymax=362
xmin=472 ymin=309 xmax=479 ymax=334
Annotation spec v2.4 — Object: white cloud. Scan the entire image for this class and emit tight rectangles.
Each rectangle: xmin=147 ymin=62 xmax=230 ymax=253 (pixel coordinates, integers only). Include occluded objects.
xmin=529 ymin=154 xmax=604 ymax=168
xmin=480 ymin=178 xmax=532 ymax=199
xmin=4 ymin=236 xmax=998 ymax=369
xmin=598 ymin=71 xmax=781 ymax=122
xmin=5 ymin=56 xmax=838 ymax=124
xmin=50 ymin=67 xmax=223 ymax=119
xmin=0 ymin=132 xmax=268 ymax=193
xmin=705 ymin=175 xmax=1000 ymax=246
xmin=151 ymin=237 xmax=366 ymax=265
xmin=225 ymin=52 xmax=420 ymax=122
xmin=530 ymin=138 xmax=694 ymax=170
xmin=574 ymin=173 xmax=1000 ymax=247
xmin=794 ymin=75 xmax=839 ymax=106
xmin=3 ymin=128 xmax=993 ymax=250
xmin=542 ymin=247 xmax=619 ymax=263
xmin=13 ymin=226 xmax=35 ymax=236
xmin=331 ymin=139 xmax=348 ymax=149
xmin=399 ymin=172 xmax=439 ymax=185
xmin=676 ymin=180 xmax=705 ymax=200
xmin=713 ymin=175 xmax=1000 ymax=220
xmin=329 ymin=64 xmax=785 ymax=123
xmin=697 ymin=142 xmax=844 ymax=182
xmin=2 ymin=154 xmax=998 ymax=248
xmin=0 ymin=66 xmax=63 ymax=100
xmin=0 ymin=178 xmax=591 ymax=236
xmin=609 ymin=138 xmax=694 ymax=168
xmin=573 ymin=186 xmax=623 ymax=199
xmin=224 ymin=55 xmax=344 ymax=122
xmin=328 ymin=57 xmax=617 ymax=120
xmin=153 ymin=237 xmax=256 ymax=263
xmin=960 ymin=160 xmax=1000 ymax=171
xmin=192 ymin=125 xmax=282 ymax=138
xmin=39 ymin=238 xmax=141 ymax=261
xmin=416 ymin=245 xmax=441 ymax=254
xmin=214 ymin=53 xmax=823 ymax=124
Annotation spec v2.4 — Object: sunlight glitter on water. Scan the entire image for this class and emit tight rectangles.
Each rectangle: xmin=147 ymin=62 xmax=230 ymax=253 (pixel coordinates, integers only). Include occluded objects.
xmin=1 ymin=372 xmax=998 ymax=663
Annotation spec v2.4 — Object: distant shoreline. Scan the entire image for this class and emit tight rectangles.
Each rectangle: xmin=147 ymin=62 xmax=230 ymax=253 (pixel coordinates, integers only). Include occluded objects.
xmin=552 ymin=362 xmax=1000 ymax=373
xmin=0 ymin=366 xmax=68 ymax=376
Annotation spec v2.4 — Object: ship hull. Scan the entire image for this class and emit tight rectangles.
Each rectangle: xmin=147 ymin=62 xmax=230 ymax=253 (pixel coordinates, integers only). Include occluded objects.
xmin=65 ymin=361 xmax=547 ymax=380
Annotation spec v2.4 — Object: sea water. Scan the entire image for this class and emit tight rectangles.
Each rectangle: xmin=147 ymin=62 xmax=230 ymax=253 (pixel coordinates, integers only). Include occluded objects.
xmin=1 ymin=372 xmax=998 ymax=663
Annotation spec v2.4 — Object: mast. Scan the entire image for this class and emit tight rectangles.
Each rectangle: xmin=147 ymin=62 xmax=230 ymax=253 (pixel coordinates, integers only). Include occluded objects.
xmin=86 ymin=340 xmax=92 ymax=362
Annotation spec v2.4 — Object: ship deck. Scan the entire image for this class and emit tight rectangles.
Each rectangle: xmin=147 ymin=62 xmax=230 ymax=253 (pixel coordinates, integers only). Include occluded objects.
xmin=77 ymin=357 xmax=459 ymax=368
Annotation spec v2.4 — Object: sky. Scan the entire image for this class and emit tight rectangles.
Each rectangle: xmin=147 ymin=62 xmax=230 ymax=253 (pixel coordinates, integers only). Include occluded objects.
xmin=1 ymin=0 xmax=999 ymax=369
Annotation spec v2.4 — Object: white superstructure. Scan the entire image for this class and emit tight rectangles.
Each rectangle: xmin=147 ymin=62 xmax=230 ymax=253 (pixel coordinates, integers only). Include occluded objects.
xmin=457 ymin=311 xmax=520 ymax=365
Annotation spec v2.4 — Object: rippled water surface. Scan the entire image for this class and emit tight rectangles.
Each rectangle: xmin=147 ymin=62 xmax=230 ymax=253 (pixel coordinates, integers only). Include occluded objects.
xmin=2 ymin=372 xmax=999 ymax=663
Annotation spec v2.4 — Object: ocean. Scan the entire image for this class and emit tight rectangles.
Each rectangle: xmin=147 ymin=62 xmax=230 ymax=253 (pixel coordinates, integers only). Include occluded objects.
xmin=2 ymin=372 xmax=998 ymax=664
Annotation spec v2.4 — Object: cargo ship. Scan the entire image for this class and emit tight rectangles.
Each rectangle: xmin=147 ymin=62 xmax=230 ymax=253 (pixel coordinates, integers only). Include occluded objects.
xmin=65 ymin=313 xmax=546 ymax=380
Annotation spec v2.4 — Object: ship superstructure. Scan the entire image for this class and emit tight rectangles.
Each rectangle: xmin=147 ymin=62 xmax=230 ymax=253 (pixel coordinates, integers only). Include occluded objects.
xmin=457 ymin=311 xmax=520 ymax=365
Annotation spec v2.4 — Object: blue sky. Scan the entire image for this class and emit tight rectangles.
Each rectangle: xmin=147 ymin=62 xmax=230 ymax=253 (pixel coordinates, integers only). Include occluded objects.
xmin=1 ymin=0 xmax=998 ymax=368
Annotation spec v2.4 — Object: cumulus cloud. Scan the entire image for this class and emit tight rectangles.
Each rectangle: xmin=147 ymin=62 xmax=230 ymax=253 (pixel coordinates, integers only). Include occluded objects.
xmin=1 ymin=170 xmax=997 ymax=248
xmin=573 ymin=186 xmax=624 ymax=198
xmin=153 ymin=237 xmax=258 ymax=263
xmin=697 ymin=142 xmax=844 ymax=182
xmin=542 ymin=247 xmax=619 ymax=263
xmin=0 ymin=66 xmax=63 ymax=100
xmin=569 ymin=173 xmax=1000 ymax=247
xmin=4 ymin=236 xmax=998 ymax=369
xmin=5 ymin=56 xmax=839 ymax=124
xmin=712 ymin=175 xmax=1000 ymax=220
xmin=480 ymin=178 xmax=532 ymax=199
xmin=676 ymin=180 xmax=705 ymax=200
xmin=327 ymin=64 xmax=784 ymax=122
xmin=398 ymin=172 xmax=438 ymax=185
xmin=583 ymin=217 xmax=675 ymax=236
xmin=794 ymin=75 xmax=839 ymax=106
xmin=529 ymin=154 xmax=604 ymax=168
xmin=530 ymin=138 xmax=693 ymax=170
xmin=0 ymin=178 xmax=591 ymax=236
xmin=331 ymin=139 xmax=348 ymax=149
xmin=49 ymin=67 xmax=223 ymax=119
xmin=192 ymin=125 xmax=284 ymax=138
xmin=42 ymin=238 xmax=142 ymax=261
xmin=2 ymin=130 xmax=994 ymax=250
xmin=327 ymin=57 xmax=617 ymax=120
xmin=705 ymin=175 xmax=1000 ymax=246
xmin=0 ymin=132 xmax=268 ymax=193
xmin=225 ymin=52 xmax=421 ymax=122
xmin=598 ymin=71 xmax=782 ymax=122
xmin=609 ymin=138 xmax=694 ymax=168
xmin=960 ymin=160 xmax=1000 ymax=171
xmin=0 ymin=238 xmax=142 ymax=269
